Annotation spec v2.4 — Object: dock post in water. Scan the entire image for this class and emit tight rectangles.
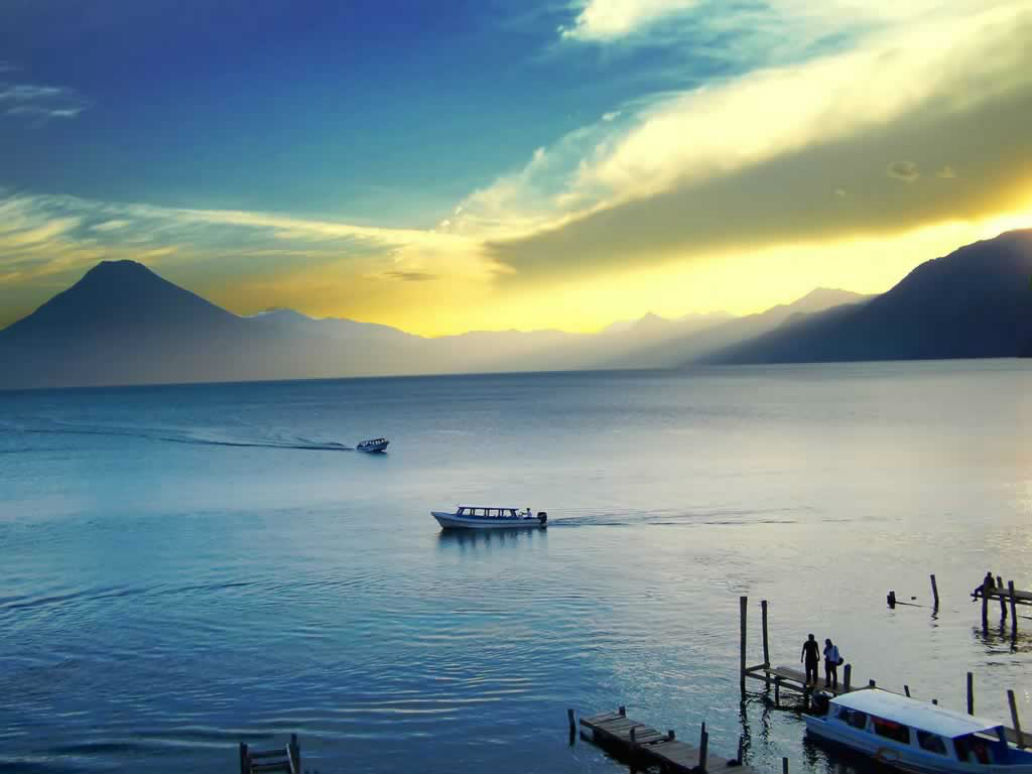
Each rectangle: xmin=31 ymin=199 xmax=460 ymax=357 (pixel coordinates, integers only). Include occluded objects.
xmin=843 ymin=664 xmax=851 ymax=692
xmin=930 ymin=574 xmax=939 ymax=611
xmin=761 ymin=599 xmax=771 ymax=689
xmin=1009 ymin=690 xmax=1025 ymax=748
xmin=982 ymin=577 xmax=991 ymax=631
xmin=967 ymin=672 xmax=974 ymax=715
xmin=1009 ymin=581 xmax=1018 ymax=638
xmin=289 ymin=733 xmax=300 ymax=773
xmin=698 ymin=722 xmax=708 ymax=772
xmin=999 ymin=576 xmax=1008 ymax=620
xmin=740 ymin=596 xmax=748 ymax=696
xmin=782 ymin=756 xmax=789 ymax=773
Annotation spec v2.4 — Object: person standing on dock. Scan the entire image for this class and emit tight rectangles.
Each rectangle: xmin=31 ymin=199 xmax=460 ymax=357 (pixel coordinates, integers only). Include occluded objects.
xmin=823 ymin=638 xmax=840 ymax=689
xmin=801 ymin=633 xmax=820 ymax=685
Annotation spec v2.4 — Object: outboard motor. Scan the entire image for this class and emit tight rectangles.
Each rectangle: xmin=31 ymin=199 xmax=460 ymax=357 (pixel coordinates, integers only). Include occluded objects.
xmin=537 ymin=511 xmax=548 ymax=526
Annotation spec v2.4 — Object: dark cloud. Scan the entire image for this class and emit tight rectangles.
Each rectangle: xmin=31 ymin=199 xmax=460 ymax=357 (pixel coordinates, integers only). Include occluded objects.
xmin=488 ymin=87 xmax=1032 ymax=284
xmin=886 ymin=160 xmax=920 ymax=182
xmin=381 ymin=270 xmax=437 ymax=282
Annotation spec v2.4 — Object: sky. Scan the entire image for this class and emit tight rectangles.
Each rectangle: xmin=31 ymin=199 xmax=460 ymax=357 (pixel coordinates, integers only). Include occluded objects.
xmin=1 ymin=0 xmax=1032 ymax=335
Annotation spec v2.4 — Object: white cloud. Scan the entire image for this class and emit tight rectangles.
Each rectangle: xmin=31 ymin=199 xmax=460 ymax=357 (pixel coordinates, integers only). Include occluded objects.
xmin=453 ymin=1 xmax=1032 ymax=241
xmin=560 ymin=0 xmax=699 ymax=41
xmin=0 ymin=79 xmax=90 ymax=121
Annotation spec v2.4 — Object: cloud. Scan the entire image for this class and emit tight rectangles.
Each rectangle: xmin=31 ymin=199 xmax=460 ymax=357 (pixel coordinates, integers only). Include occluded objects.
xmin=560 ymin=0 xmax=699 ymax=41
xmin=444 ymin=1 xmax=1032 ymax=279
xmin=90 ymin=219 xmax=130 ymax=232
xmin=0 ymin=80 xmax=91 ymax=121
xmin=886 ymin=161 xmax=920 ymax=183
xmin=376 ymin=270 xmax=438 ymax=282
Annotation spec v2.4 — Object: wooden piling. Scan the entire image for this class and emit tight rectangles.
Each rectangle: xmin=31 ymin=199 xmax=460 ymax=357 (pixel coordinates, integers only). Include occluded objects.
xmin=904 ymin=685 xmax=911 ymax=698
xmin=999 ymin=576 xmax=1008 ymax=620
xmin=982 ymin=578 xmax=990 ymax=630
xmin=618 ymin=705 xmax=626 ymax=717
xmin=843 ymin=664 xmax=851 ymax=692
xmin=967 ymin=672 xmax=974 ymax=715
xmin=761 ymin=599 xmax=770 ymax=666
xmin=782 ymin=756 xmax=789 ymax=774
xmin=1009 ymin=690 xmax=1024 ymax=748
xmin=1009 ymin=581 xmax=1018 ymax=638
xmin=289 ymin=733 xmax=300 ymax=773
xmin=869 ymin=679 xmax=876 ymax=688
xmin=239 ymin=743 xmax=248 ymax=774
xmin=740 ymin=596 xmax=748 ymax=695
xmin=930 ymin=574 xmax=939 ymax=610
xmin=737 ymin=734 xmax=745 ymax=765
xmin=699 ymin=722 xmax=708 ymax=772
xmin=568 ymin=708 xmax=576 ymax=737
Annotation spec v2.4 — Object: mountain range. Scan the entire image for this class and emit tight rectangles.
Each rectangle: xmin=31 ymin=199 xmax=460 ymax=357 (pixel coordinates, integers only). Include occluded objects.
xmin=1 ymin=229 xmax=1030 ymax=389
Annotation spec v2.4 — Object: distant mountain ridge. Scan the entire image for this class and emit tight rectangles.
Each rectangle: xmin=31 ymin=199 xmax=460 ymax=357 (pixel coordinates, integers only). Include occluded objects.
xmin=2 ymin=230 xmax=1028 ymax=389
xmin=700 ymin=229 xmax=1032 ymax=364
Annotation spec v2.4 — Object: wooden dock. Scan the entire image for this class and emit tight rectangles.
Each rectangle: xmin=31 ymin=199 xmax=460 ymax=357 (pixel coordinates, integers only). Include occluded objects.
xmin=738 ymin=595 xmax=1028 ymax=747
xmin=579 ymin=707 xmax=756 ymax=773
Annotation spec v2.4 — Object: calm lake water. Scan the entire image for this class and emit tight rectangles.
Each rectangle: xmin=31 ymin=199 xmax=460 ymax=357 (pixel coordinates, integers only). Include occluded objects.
xmin=1 ymin=360 xmax=1030 ymax=773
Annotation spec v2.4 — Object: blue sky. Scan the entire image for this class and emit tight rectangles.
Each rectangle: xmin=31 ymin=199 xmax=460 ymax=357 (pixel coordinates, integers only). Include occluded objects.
xmin=2 ymin=0 xmax=1031 ymax=334
xmin=3 ymin=0 xmax=718 ymax=223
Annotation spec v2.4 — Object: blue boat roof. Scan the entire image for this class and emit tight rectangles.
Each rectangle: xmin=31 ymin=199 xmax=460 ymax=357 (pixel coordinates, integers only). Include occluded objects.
xmin=832 ymin=689 xmax=1002 ymax=738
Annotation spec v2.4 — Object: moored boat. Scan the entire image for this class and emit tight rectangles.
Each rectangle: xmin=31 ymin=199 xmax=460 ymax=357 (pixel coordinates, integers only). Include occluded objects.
xmin=806 ymin=688 xmax=1032 ymax=772
xmin=357 ymin=437 xmax=389 ymax=453
xmin=432 ymin=506 xmax=547 ymax=530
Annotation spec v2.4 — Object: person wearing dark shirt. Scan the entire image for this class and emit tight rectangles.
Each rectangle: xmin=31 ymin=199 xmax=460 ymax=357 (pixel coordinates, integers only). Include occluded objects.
xmin=800 ymin=633 xmax=820 ymax=685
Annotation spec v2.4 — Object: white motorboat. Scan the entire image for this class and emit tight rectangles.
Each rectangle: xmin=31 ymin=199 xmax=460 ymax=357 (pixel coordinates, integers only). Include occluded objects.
xmin=805 ymin=688 xmax=1032 ymax=772
xmin=357 ymin=437 xmax=389 ymax=453
xmin=431 ymin=506 xmax=547 ymax=530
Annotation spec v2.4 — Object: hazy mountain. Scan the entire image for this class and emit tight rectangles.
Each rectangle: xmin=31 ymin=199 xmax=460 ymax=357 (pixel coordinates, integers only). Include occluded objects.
xmin=701 ymin=229 xmax=1032 ymax=364
xmin=0 ymin=258 xmax=862 ymax=389
xmin=626 ymin=287 xmax=871 ymax=368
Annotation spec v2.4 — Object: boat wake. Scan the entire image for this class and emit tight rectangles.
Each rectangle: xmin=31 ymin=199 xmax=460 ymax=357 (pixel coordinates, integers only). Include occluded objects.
xmin=0 ymin=419 xmax=354 ymax=452
xmin=545 ymin=506 xmax=801 ymax=527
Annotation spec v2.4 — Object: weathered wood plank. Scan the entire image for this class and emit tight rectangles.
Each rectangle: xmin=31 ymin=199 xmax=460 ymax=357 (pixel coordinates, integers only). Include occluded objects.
xmin=580 ymin=708 xmax=756 ymax=773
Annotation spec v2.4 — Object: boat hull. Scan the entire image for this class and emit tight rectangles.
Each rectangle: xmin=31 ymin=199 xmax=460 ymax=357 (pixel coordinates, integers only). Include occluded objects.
xmin=432 ymin=511 xmax=546 ymax=530
xmin=805 ymin=716 xmax=1032 ymax=773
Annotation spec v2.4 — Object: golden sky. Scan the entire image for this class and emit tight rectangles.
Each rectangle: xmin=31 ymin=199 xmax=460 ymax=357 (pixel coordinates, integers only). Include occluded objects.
xmin=1 ymin=0 xmax=1031 ymax=335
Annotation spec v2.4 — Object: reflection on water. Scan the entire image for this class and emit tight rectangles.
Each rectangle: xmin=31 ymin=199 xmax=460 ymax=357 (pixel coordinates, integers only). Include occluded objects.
xmin=436 ymin=527 xmax=549 ymax=550
xmin=0 ymin=361 xmax=1030 ymax=773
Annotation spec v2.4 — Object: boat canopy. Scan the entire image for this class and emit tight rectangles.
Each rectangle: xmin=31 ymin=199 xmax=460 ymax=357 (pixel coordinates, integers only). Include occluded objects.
xmin=832 ymin=689 xmax=1002 ymax=739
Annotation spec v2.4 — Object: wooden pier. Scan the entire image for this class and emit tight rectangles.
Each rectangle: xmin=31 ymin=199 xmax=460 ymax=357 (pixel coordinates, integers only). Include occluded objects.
xmin=239 ymin=734 xmax=299 ymax=774
xmin=738 ymin=594 xmax=1028 ymax=747
xmin=579 ymin=707 xmax=757 ymax=773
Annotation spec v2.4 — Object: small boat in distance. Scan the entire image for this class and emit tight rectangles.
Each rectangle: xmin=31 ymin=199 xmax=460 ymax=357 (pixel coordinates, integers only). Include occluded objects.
xmin=805 ymin=688 xmax=1032 ymax=772
xmin=356 ymin=438 xmax=389 ymax=453
xmin=432 ymin=506 xmax=547 ymax=530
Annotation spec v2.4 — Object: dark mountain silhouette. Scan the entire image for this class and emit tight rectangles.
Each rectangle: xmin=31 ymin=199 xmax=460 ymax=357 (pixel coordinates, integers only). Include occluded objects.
xmin=700 ymin=229 xmax=1032 ymax=364
xmin=0 ymin=260 xmax=431 ymax=388
xmin=10 ymin=233 xmax=1018 ymax=390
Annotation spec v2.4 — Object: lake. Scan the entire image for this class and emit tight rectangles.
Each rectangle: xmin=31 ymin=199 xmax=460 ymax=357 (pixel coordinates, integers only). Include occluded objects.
xmin=1 ymin=360 xmax=1030 ymax=773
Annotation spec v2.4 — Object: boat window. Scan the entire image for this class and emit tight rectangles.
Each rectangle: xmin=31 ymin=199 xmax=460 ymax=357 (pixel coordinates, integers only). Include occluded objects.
xmin=837 ymin=708 xmax=868 ymax=730
xmin=872 ymin=717 xmax=910 ymax=744
xmin=916 ymin=731 xmax=947 ymax=755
